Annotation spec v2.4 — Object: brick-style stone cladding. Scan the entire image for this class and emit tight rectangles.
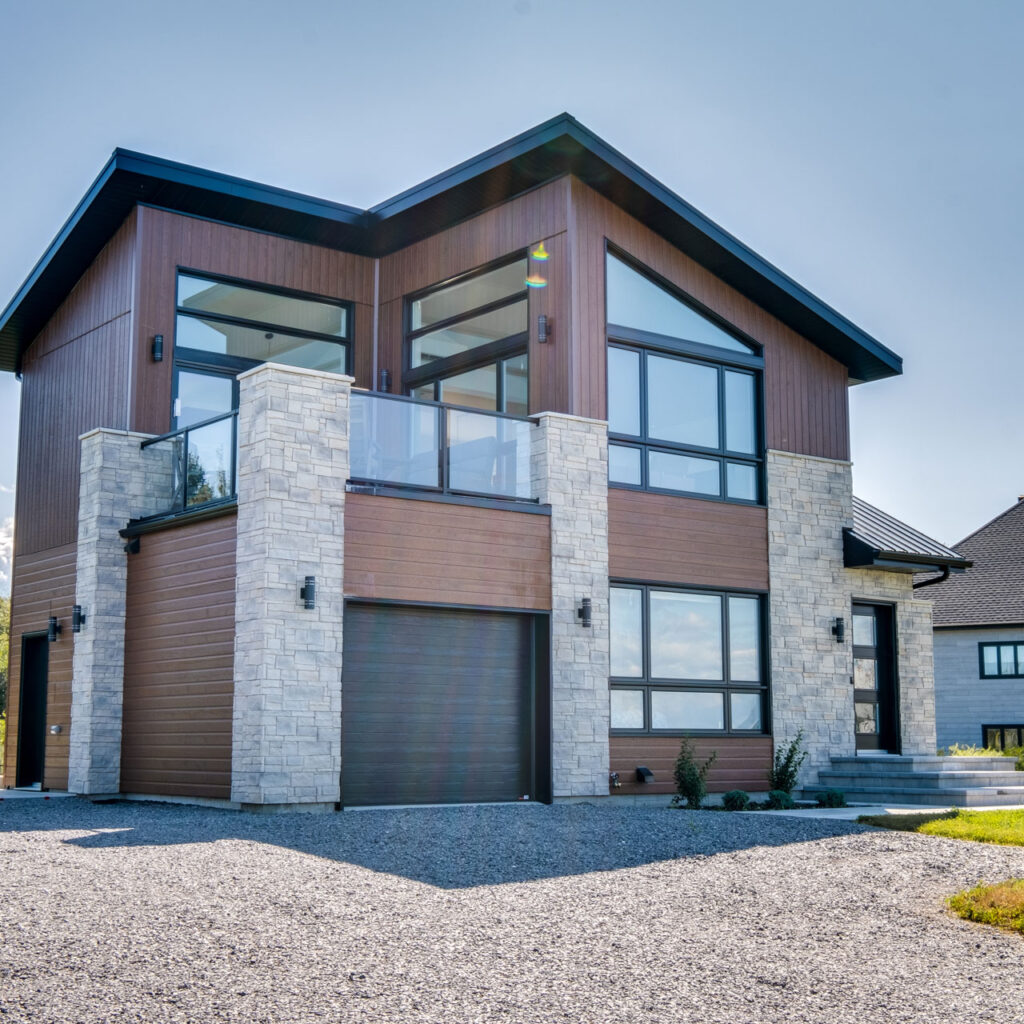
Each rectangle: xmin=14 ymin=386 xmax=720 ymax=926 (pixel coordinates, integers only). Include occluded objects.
xmin=69 ymin=429 xmax=175 ymax=795
xmin=531 ymin=412 xmax=610 ymax=797
xmin=767 ymin=449 xmax=937 ymax=785
xmin=231 ymin=364 xmax=351 ymax=809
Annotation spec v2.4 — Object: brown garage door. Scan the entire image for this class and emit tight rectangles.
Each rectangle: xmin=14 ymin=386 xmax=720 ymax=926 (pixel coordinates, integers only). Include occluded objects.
xmin=342 ymin=604 xmax=536 ymax=806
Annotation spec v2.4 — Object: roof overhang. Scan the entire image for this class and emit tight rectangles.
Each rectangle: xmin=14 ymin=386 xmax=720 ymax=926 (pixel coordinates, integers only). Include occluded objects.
xmin=843 ymin=527 xmax=972 ymax=575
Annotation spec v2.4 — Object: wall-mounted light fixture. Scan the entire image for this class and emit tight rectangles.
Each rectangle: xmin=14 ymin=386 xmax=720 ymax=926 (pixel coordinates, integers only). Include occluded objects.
xmin=151 ymin=334 xmax=164 ymax=362
xmin=538 ymin=314 xmax=551 ymax=343
xmin=300 ymin=576 xmax=316 ymax=610
xmin=378 ymin=368 xmax=391 ymax=393
xmin=525 ymin=241 xmax=549 ymax=288
xmin=831 ymin=616 xmax=845 ymax=643
xmin=609 ymin=771 xmax=621 ymax=788
xmin=577 ymin=597 xmax=592 ymax=628
xmin=49 ymin=724 xmax=62 ymax=736
xmin=531 ymin=242 xmax=549 ymax=262
xmin=47 ymin=616 xmax=62 ymax=643
xmin=72 ymin=605 xmax=87 ymax=633
xmin=635 ymin=765 xmax=655 ymax=784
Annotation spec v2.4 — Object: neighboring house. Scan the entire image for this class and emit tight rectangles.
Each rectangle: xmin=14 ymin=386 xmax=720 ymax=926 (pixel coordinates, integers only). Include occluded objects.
xmin=922 ymin=498 xmax=1024 ymax=751
xmin=0 ymin=114 xmax=968 ymax=810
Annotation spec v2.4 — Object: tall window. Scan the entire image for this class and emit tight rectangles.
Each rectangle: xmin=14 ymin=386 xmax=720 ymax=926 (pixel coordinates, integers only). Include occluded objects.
xmin=609 ymin=583 xmax=768 ymax=735
xmin=405 ymin=257 xmax=529 ymax=415
xmin=606 ymin=251 xmax=763 ymax=503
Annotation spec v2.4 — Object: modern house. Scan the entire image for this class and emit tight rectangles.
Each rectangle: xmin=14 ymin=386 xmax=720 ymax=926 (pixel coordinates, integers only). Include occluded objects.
xmin=0 ymin=114 xmax=970 ymax=810
xmin=923 ymin=498 xmax=1024 ymax=751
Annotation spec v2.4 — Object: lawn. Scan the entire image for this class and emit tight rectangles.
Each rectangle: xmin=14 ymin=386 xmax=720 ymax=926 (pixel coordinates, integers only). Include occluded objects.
xmin=949 ymin=880 xmax=1024 ymax=936
xmin=857 ymin=808 xmax=1024 ymax=846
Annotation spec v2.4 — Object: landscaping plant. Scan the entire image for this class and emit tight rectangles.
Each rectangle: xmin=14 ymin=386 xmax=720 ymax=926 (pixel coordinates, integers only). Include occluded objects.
xmin=949 ymin=879 xmax=1024 ymax=935
xmin=722 ymin=790 xmax=750 ymax=812
xmin=816 ymin=789 xmax=847 ymax=808
xmin=768 ymin=729 xmax=808 ymax=794
xmin=671 ymin=737 xmax=718 ymax=809
xmin=766 ymin=790 xmax=795 ymax=810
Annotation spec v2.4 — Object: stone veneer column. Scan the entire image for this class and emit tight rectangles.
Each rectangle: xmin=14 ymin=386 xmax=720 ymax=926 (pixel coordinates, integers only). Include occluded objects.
xmin=531 ymin=412 xmax=610 ymax=798
xmin=767 ymin=449 xmax=938 ymax=785
xmin=69 ymin=429 xmax=175 ymax=795
xmin=230 ymin=364 xmax=351 ymax=809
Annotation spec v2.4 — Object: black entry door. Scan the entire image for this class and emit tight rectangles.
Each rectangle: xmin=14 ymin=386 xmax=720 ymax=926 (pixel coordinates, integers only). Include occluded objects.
xmin=17 ymin=635 xmax=49 ymax=787
xmin=852 ymin=604 xmax=899 ymax=753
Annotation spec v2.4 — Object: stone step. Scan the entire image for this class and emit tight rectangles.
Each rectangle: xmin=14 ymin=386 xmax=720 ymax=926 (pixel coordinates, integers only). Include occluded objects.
xmin=803 ymin=783 xmax=1024 ymax=808
xmin=819 ymin=770 xmax=1024 ymax=789
xmin=829 ymin=756 xmax=1018 ymax=773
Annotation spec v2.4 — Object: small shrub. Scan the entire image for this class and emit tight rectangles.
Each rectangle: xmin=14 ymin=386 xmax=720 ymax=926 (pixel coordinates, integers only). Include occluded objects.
xmin=672 ymin=737 xmax=718 ymax=809
xmin=816 ymin=789 xmax=847 ymax=808
xmin=941 ymin=742 xmax=1024 ymax=771
xmin=722 ymin=790 xmax=750 ymax=812
xmin=949 ymin=879 xmax=1024 ymax=935
xmin=769 ymin=730 xmax=808 ymax=794
xmin=766 ymin=790 xmax=795 ymax=810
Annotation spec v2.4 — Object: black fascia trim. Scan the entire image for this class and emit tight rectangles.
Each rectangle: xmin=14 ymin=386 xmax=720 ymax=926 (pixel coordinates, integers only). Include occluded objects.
xmin=934 ymin=622 xmax=1024 ymax=631
xmin=345 ymin=596 xmax=552 ymax=617
xmin=345 ymin=482 xmax=551 ymax=515
xmin=843 ymin=528 xmax=971 ymax=572
xmin=120 ymin=498 xmax=237 ymax=537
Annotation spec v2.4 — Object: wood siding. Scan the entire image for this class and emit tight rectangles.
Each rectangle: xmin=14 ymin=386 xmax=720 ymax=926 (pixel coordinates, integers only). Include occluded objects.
xmin=344 ymin=493 xmax=551 ymax=610
xmin=120 ymin=514 xmax=237 ymax=799
xmin=568 ymin=178 xmax=850 ymax=459
xmin=610 ymin=735 xmax=772 ymax=796
xmin=609 ymin=488 xmax=769 ymax=591
xmin=3 ymin=544 xmax=77 ymax=789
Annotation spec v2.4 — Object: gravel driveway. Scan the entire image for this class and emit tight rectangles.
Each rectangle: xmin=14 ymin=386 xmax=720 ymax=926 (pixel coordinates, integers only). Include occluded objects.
xmin=1 ymin=799 xmax=1022 ymax=1023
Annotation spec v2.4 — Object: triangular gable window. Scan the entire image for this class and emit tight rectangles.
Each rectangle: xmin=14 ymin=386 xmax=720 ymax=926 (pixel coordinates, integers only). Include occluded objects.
xmin=606 ymin=253 xmax=756 ymax=354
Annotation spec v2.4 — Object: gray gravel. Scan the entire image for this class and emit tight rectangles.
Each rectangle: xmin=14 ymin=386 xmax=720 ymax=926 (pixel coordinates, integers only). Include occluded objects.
xmin=2 ymin=799 xmax=1023 ymax=1023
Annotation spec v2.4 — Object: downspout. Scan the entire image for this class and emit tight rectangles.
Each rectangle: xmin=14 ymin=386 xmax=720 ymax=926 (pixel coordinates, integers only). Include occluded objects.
xmin=913 ymin=566 xmax=951 ymax=590
xmin=371 ymin=257 xmax=380 ymax=390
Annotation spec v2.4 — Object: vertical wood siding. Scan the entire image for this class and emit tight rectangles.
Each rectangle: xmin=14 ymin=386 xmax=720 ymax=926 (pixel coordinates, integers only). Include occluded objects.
xmin=120 ymin=514 xmax=237 ymax=799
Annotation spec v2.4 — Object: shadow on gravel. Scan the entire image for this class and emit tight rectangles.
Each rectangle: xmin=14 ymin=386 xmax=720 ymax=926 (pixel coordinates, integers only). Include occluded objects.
xmin=1 ymin=799 xmax=872 ymax=889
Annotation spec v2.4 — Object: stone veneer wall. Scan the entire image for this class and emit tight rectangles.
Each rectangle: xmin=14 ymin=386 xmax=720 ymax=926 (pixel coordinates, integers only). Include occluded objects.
xmin=230 ymin=364 xmax=351 ymax=809
xmin=767 ymin=449 xmax=937 ymax=784
xmin=531 ymin=412 xmax=610 ymax=797
xmin=69 ymin=429 xmax=174 ymax=795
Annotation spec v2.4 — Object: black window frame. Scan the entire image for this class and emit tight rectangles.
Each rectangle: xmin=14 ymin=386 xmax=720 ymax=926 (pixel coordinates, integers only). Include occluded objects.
xmin=978 ymin=641 xmax=1024 ymax=679
xmin=403 ymin=254 xmax=529 ymax=413
xmin=982 ymin=725 xmax=1024 ymax=750
xmin=609 ymin=581 xmax=770 ymax=737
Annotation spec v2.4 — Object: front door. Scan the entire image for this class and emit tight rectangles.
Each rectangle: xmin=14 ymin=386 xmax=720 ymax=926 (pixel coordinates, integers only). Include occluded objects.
xmin=852 ymin=603 xmax=899 ymax=753
xmin=16 ymin=635 xmax=49 ymax=787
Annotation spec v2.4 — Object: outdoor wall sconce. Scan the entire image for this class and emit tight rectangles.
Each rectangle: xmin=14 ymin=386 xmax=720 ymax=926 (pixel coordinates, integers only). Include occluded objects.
xmin=531 ymin=242 xmax=549 ymax=262
xmin=378 ymin=368 xmax=391 ymax=393
xmin=577 ymin=597 xmax=592 ymax=628
xmin=72 ymin=605 xmax=87 ymax=633
xmin=831 ymin=617 xmax=845 ymax=643
xmin=609 ymin=771 xmax=621 ymax=788
xmin=635 ymin=766 xmax=655 ymax=784
xmin=300 ymin=576 xmax=316 ymax=610
xmin=47 ymin=616 xmax=61 ymax=643
xmin=151 ymin=334 xmax=164 ymax=362
xmin=538 ymin=314 xmax=551 ymax=343
xmin=49 ymin=725 xmax=62 ymax=736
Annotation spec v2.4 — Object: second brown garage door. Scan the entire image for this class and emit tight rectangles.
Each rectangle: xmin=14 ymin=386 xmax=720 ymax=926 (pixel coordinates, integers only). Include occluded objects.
xmin=341 ymin=603 xmax=537 ymax=807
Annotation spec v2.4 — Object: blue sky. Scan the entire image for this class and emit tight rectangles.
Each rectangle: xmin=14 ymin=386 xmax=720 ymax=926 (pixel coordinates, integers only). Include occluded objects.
xmin=1 ymin=0 xmax=1022 ymax=594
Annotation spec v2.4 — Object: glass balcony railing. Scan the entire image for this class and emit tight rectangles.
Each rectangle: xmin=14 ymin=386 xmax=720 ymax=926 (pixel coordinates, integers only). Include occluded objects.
xmin=349 ymin=391 xmax=534 ymax=501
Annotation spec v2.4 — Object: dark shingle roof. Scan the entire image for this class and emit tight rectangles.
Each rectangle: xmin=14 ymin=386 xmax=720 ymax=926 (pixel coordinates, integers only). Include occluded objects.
xmin=844 ymin=496 xmax=969 ymax=573
xmin=922 ymin=498 xmax=1024 ymax=627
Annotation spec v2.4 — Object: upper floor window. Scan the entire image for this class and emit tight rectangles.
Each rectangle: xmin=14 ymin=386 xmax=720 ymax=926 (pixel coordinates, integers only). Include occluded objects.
xmin=606 ymin=251 xmax=763 ymax=504
xmin=979 ymin=642 xmax=1024 ymax=679
xmin=405 ymin=257 xmax=529 ymax=415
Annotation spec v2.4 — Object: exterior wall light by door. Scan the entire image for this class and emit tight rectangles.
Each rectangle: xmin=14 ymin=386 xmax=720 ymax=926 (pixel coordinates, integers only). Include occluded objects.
xmin=831 ymin=617 xmax=845 ymax=643
xmin=151 ymin=334 xmax=164 ymax=362
xmin=300 ymin=576 xmax=316 ymax=610
xmin=72 ymin=605 xmax=87 ymax=633
xmin=577 ymin=597 xmax=592 ymax=627
xmin=47 ymin=616 xmax=62 ymax=642
xmin=378 ymin=368 xmax=392 ymax=393
xmin=537 ymin=314 xmax=551 ymax=343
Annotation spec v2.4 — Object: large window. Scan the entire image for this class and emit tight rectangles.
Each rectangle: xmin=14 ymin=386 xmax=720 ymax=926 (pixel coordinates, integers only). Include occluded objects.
xmin=979 ymin=642 xmax=1024 ymax=679
xmin=609 ymin=583 xmax=768 ymax=735
xmin=405 ymin=257 xmax=529 ymax=415
xmin=606 ymin=251 xmax=763 ymax=503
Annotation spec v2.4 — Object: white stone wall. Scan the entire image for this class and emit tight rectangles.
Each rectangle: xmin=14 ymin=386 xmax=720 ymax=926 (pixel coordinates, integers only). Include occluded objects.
xmin=531 ymin=412 xmax=610 ymax=797
xmin=230 ymin=364 xmax=351 ymax=809
xmin=767 ymin=449 xmax=938 ymax=784
xmin=69 ymin=429 xmax=175 ymax=795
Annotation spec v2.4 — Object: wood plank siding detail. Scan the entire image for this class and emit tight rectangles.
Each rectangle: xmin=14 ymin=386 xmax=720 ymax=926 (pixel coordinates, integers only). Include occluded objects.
xmin=609 ymin=735 xmax=772 ymax=796
xmin=344 ymin=493 xmax=551 ymax=610
xmin=608 ymin=488 xmax=769 ymax=591
xmin=120 ymin=514 xmax=237 ymax=800
xmin=3 ymin=544 xmax=77 ymax=789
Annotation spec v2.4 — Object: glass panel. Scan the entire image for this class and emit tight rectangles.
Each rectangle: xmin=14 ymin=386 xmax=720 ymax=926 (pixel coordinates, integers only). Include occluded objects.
xmin=986 ymin=727 xmax=1002 ymax=749
xmin=410 ymin=301 xmax=527 ymax=367
xmin=726 ymin=462 xmax=758 ymax=501
xmin=606 ymin=253 xmax=752 ymax=353
xmin=610 ymin=689 xmax=645 ymax=730
xmin=184 ymin=417 xmax=234 ymax=507
xmin=447 ymin=409 xmax=531 ymax=498
xmin=1005 ymin=728 xmax=1021 ymax=748
xmin=650 ymin=591 xmax=722 ymax=680
xmin=176 ymin=315 xmax=346 ymax=371
xmin=982 ymin=645 xmax=999 ymax=676
xmin=411 ymin=383 xmax=436 ymax=402
xmin=855 ymin=702 xmax=879 ymax=734
xmin=647 ymin=355 xmax=718 ymax=447
xmin=728 ymin=596 xmax=760 ymax=682
xmin=439 ymin=364 xmax=498 ymax=411
xmin=651 ymin=690 xmax=724 ymax=730
xmin=609 ymin=445 xmax=642 ymax=486
xmin=1000 ymin=645 xmax=1016 ymax=674
xmin=348 ymin=393 xmax=440 ymax=488
xmin=177 ymin=275 xmax=346 ymax=336
xmin=503 ymin=353 xmax=529 ymax=416
xmin=607 ymin=347 xmax=641 ymax=435
xmin=610 ymin=587 xmax=643 ymax=678
xmin=852 ymin=611 xmax=875 ymax=647
xmin=854 ymin=657 xmax=877 ymax=690
xmin=649 ymin=450 xmax=720 ymax=496
xmin=724 ymin=371 xmax=756 ymax=454
xmin=175 ymin=371 xmax=233 ymax=428
xmin=410 ymin=261 xmax=527 ymax=330
xmin=730 ymin=692 xmax=762 ymax=731
xmin=1017 ymin=647 xmax=1024 ymax=673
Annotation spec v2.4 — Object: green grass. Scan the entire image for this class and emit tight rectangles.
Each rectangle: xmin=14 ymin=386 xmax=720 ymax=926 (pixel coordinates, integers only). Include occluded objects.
xmin=949 ymin=879 xmax=1024 ymax=935
xmin=857 ymin=808 xmax=1024 ymax=846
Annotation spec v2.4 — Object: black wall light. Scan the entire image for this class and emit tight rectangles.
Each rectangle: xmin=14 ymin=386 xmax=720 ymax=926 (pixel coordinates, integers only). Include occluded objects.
xmin=577 ymin=597 xmax=592 ymax=628
xmin=72 ymin=605 xmax=87 ymax=633
xmin=831 ymin=617 xmax=845 ymax=643
xmin=151 ymin=334 xmax=164 ymax=362
xmin=378 ymin=368 xmax=391 ymax=393
xmin=47 ymin=616 xmax=62 ymax=643
xmin=538 ymin=314 xmax=551 ymax=343
xmin=300 ymin=576 xmax=316 ymax=610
